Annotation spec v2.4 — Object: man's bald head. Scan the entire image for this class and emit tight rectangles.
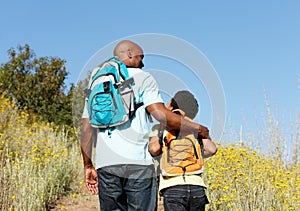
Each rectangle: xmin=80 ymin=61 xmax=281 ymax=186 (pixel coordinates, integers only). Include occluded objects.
xmin=113 ymin=40 xmax=143 ymax=58
xmin=113 ymin=40 xmax=144 ymax=68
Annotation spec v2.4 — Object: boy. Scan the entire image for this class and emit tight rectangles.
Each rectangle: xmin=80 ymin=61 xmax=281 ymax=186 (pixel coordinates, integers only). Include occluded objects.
xmin=148 ymin=90 xmax=217 ymax=211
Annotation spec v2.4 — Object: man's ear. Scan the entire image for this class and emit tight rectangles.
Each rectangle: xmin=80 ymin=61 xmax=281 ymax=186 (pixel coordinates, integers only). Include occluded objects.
xmin=127 ymin=49 xmax=132 ymax=59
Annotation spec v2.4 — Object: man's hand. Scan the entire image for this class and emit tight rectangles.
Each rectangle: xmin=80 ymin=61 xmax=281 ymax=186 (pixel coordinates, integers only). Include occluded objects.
xmin=84 ymin=166 xmax=98 ymax=195
xmin=199 ymin=125 xmax=210 ymax=139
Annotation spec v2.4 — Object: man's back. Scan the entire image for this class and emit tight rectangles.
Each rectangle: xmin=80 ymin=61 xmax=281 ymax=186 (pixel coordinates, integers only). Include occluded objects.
xmin=92 ymin=68 xmax=163 ymax=169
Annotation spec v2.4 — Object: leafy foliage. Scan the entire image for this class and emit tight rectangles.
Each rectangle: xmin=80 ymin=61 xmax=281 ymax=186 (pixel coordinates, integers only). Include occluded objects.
xmin=71 ymin=80 xmax=89 ymax=136
xmin=0 ymin=44 xmax=73 ymax=126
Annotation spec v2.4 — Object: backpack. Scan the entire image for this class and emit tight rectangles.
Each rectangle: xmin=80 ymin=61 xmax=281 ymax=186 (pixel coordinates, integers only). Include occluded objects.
xmin=160 ymin=110 xmax=204 ymax=177
xmin=85 ymin=56 xmax=142 ymax=129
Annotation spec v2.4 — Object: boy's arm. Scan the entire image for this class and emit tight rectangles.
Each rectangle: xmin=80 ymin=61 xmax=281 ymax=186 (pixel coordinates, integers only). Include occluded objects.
xmin=148 ymin=124 xmax=164 ymax=157
xmin=202 ymin=138 xmax=218 ymax=158
xmin=148 ymin=136 xmax=162 ymax=157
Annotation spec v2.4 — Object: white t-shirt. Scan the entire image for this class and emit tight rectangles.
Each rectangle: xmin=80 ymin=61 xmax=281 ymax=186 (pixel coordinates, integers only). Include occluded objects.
xmin=82 ymin=68 xmax=163 ymax=169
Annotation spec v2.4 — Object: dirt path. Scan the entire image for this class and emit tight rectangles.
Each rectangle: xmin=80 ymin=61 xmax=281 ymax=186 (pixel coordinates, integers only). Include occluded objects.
xmin=51 ymin=186 xmax=164 ymax=211
xmin=50 ymin=186 xmax=100 ymax=211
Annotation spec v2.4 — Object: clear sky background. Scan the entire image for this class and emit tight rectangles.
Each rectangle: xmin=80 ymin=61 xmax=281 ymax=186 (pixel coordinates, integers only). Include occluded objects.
xmin=1 ymin=1 xmax=299 ymax=152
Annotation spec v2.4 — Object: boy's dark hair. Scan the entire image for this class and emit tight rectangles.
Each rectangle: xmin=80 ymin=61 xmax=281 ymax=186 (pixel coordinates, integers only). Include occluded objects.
xmin=170 ymin=90 xmax=199 ymax=119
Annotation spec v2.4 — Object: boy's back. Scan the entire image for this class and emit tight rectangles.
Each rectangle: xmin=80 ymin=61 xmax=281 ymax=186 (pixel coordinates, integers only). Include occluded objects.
xmin=160 ymin=109 xmax=204 ymax=177
xmin=148 ymin=90 xmax=216 ymax=211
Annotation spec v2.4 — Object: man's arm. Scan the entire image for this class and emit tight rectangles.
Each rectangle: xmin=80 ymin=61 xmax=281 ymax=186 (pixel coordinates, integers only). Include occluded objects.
xmin=146 ymin=102 xmax=210 ymax=139
xmin=81 ymin=118 xmax=98 ymax=194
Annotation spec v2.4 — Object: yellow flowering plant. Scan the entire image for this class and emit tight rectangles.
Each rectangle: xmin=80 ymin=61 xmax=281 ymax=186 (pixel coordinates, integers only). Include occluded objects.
xmin=0 ymin=95 xmax=82 ymax=210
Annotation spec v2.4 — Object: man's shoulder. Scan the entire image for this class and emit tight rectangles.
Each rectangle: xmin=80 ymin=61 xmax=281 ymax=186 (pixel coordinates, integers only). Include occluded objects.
xmin=127 ymin=68 xmax=150 ymax=77
xmin=128 ymin=69 xmax=156 ymax=87
xmin=127 ymin=67 xmax=142 ymax=73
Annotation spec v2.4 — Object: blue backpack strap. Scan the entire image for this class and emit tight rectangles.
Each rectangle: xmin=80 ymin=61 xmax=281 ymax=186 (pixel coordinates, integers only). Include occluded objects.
xmin=108 ymin=56 xmax=128 ymax=81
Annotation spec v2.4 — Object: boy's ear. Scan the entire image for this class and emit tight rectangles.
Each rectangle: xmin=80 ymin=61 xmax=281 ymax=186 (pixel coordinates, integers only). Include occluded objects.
xmin=166 ymin=100 xmax=173 ymax=110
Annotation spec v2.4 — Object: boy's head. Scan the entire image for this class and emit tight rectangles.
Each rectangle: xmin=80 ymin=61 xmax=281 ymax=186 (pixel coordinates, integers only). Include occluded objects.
xmin=167 ymin=90 xmax=199 ymax=119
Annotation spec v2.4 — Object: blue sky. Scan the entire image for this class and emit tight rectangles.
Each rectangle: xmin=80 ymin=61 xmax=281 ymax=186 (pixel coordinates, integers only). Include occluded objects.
xmin=1 ymin=1 xmax=299 ymax=148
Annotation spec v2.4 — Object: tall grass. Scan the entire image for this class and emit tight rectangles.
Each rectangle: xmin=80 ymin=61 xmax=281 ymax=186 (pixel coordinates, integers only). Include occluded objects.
xmin=0 ymin=95 xmax=82 ymax=210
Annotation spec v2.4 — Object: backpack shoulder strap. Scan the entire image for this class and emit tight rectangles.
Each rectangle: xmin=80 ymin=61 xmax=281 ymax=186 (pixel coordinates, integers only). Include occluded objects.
xmin=108 ymin=56 xmax=129 ymax=81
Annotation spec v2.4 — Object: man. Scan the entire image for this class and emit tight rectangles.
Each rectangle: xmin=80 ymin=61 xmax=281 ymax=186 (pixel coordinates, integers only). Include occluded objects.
xmin=81 ymin=40 xmax=210 ymax=210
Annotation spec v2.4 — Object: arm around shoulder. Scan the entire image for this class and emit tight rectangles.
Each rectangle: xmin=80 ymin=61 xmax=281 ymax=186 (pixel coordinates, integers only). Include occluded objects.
xmin=146 ymin=102 xmax=210 ymax=139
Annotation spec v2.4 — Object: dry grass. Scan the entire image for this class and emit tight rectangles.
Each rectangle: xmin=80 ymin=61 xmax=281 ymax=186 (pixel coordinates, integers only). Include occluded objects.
xmin=0 ymin=95 xmax=82 ymax=210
